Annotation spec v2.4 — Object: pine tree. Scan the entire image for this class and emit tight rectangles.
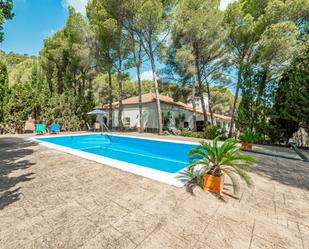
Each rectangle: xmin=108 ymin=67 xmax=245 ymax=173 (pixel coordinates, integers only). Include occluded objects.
xmin=0 ymin=60 xmax=9 ymax=123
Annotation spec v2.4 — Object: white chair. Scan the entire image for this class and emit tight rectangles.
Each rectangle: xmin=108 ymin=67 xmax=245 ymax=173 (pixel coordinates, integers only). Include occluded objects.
xmin=94 ymin=122 xmax=100 ymax=132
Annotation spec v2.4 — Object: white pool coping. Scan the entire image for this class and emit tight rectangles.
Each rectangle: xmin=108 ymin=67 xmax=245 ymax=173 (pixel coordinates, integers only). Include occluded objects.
xmin=29 ymin=133 xmax=200 ymax=187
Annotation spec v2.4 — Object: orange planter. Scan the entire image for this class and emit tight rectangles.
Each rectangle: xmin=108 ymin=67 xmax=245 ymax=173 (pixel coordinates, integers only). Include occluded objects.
xmin=241 ymin=141 xmax=252 ymax=150
xmin=203 ymin=174 xmax=224 ymax=194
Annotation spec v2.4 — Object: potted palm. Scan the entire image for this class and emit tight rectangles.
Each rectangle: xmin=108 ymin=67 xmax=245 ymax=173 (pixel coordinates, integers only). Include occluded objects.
xmin=239 ymin=131 xmax=260 ymax=150
xmin=185 ymin=137 xmax=255 ymax=194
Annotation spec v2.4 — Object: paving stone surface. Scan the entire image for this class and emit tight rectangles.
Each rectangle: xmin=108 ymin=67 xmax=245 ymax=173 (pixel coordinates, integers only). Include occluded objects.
xmin=0 ymin=134 xmax=309 ymax=249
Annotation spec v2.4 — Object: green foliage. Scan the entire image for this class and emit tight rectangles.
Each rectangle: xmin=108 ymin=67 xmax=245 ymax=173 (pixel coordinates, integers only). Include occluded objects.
xmin=0 ymin=50 xmax=36 ymax=68
xmin=5 ymin=83 xmax=34 ymax=133
xmin=0 ymin=59 xmax=9 ymax=122
xmin=239 ymin=131 xmax=260 ymax=143
xmin=210 ymin=86 xmax=234 ymax=116
xmin=0 ymin=0 xmax=14 ymax=42
xmin=187 ymin=137 xmax=256 ymax=194
xmin=1 ymin=0 xmax=308 ymax=141
xmin=162 ymin=130 xmax=170 ymax=136
xmin=175 ymin=113 xmax=185 ymax=129
xmin=224 ymin=0 xmax=309 ymax=137
xmin=39 ymin=92 xmax=81 ymax=131
xmin=204 ymin=125 xmax=223 ymax=140
xmin=172 ymin=0 xmax=227 ymax=126
xmin=162 ymin=111 xmax=172 ymax=129
xmin=8 ymin=58 xmax=36 ymax=86
xmin=180 ymin=129 xmax=201 ymax=138
xmin=269 ymin=41 xmax=309 ymax=143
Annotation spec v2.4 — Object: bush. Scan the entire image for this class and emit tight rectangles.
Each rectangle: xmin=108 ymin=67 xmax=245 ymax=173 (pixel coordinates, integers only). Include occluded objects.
xmin=162 ymin=131 xmax=170 ymax=136
xmin=170 ymin=127 xmax=181 ymax=136
xmin=203 ymin=125 xmax=223 ymax=140
xmin=239 ymin=131 xmax=260 ymax=143
xmin=180 ymin=129 xmax=201 ymax=138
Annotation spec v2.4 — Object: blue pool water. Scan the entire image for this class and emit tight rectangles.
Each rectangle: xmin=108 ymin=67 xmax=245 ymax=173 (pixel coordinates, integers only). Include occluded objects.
xmin=36 ymin=134 xmax=197 ymax=173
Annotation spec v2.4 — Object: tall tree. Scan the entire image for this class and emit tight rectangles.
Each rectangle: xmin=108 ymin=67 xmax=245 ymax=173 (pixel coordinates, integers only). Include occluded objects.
xmin=5 ymin=82 xmax=34 ymax=133
xmin=225 ymin=0 xmax=309 ymax=137
xmin=87 ymin=0 xmax=119 ymax=129
xmin=131 ymin=36 xmax=144 ymax=132
xmin=270 ymin=41 xmax=309 ymax=143
xmin=39 ymin=8 xmax=96 ymax=129
xmin=173 ymin=0 xmax=226 ymax=127
xmin=224 ymin=1 xmax=259 ymax=137
xmin=173 ymin=45 xmax=197 ymax=131
xmin=125 ymin=0 xmax=173 ymax=134
xmin=0 ymin=0 xmax=14 ymax=42
xmin=0 ymin=59 xmax=8 ymax=122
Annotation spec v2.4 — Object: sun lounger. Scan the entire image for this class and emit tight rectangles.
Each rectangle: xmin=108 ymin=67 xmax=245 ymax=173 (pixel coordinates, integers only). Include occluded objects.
xmin=35 ymin=124 xmax=45 ymax=135
xmin=50 ymin=123 xmax=60 ymax=134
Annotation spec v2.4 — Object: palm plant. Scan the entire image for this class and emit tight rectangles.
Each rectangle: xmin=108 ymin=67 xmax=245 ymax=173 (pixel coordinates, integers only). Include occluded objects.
xmin=239 ymin=131 xmax=260 ymax=143
xmin=187 ymin=137 xmax=256 ymax=194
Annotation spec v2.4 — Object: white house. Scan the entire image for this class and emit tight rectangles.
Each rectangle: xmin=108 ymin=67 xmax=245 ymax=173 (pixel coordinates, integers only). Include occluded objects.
xmin=103 ymin=92 xmax=231 ymax=132
xmin=187 ymin=93 xmax=210 ymax=113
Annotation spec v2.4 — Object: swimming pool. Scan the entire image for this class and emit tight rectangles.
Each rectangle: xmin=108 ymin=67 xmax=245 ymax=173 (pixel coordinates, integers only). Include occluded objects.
xmin=33 ymin=134 xmax=198 ymax=187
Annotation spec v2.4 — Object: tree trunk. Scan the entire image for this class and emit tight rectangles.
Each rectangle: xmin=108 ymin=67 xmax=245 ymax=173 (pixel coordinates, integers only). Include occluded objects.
xmin=205 ymin=79 xmax=214 ymax=125
xmin=149 ymin=50 xmax=163 ymax=135
xmin=137 ymin=66 xmax=143 ymax=133
xmin=133 ymin=40 xmax=143 ymax=133
xmin=117 ymin=69 xmax=123 ymax=131
xmin=191 ymin=77 xmax=197 ymax=132
xmin=228 ymin=68 xmax=242 ymax=137
xmin=108 ymin=69 xmax=113 ymax=130
xmin=194 ymin=48 xmax=208 ymax=127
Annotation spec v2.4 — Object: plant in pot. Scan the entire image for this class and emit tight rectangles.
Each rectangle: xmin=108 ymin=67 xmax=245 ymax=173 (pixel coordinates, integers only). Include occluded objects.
xmin=239 ymin=131 xmax=260 ymax=150
xmin=182 ymin=137 xmax=255 ymax=195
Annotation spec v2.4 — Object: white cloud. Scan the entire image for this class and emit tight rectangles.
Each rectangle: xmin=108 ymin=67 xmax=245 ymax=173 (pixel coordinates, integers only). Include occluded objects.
xmin=138 ymin=71 xmax=154 ymax=81
xmin=219 ymin=0 xmax=238 ymax=10
xmin=42 ymin=29 xmax=56 ymax=38
xmin=62 ymin=0 xmax=88 ymax=15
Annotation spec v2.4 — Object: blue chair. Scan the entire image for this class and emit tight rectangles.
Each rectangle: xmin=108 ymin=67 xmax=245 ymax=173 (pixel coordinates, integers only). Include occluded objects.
xmin=50 ymin=123 xmax=60 ymax=134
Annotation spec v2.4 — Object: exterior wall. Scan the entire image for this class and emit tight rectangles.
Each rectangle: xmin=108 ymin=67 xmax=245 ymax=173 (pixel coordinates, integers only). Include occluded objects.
xmin=112 ymin=102 xmax=231 ymax=132
xmin=112 ymin=103 xmax=158 ymax=130
xmin=195 ymin=114 xmax=230 ymax=133
xmin=161 ymin=103 xmax=194 ymax=130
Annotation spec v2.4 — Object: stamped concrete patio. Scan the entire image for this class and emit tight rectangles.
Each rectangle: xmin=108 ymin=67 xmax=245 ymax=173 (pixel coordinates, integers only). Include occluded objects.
xmin=1 ymin=134 xmax=309 ymax=249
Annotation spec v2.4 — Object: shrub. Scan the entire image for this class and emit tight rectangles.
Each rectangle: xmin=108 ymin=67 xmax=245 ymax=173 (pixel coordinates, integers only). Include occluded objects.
xmin=162 ymin=131 xmax=170 ymax=136
xmin=170 ymin=127 xmax=181 ymax=136
xmin=204 ymin=125 xmax=223 ymax=139
xmin=180 ymin=129 xmax=201 ymax=138
xmin=239 ymin=131 xmax=260 ymax=143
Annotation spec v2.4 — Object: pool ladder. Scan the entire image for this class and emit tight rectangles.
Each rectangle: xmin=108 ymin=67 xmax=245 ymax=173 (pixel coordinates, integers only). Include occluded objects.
xmin=101 ymin=122 xmax=113 ymax=143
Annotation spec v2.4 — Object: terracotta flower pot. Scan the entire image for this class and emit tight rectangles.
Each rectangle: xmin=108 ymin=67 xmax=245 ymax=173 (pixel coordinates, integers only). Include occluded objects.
xmin=203 ymin=174 xmax=224 ymax=194
xmin=241 ymin=141 xmax=252 ymax=150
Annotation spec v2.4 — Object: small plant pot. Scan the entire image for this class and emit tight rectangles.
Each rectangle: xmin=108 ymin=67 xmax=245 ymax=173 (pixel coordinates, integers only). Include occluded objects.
xmin=241 ymin=141 xmax=252 ymax=150
xmin=203 ymin=174 xmax=224 ymax=194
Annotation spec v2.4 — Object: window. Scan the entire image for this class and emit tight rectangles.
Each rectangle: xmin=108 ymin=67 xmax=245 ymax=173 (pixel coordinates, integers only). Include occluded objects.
xmin=124 ymin=117 xmax=130 ymax=127
xmin=184 ymin=121 xmax=189 ymax=128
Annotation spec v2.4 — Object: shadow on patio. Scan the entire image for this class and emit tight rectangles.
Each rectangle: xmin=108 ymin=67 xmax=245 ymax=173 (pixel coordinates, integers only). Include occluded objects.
xmin=0 ymin=137 xmax=37 ymax=209
xmin=249 ymin=152 xmax=309 ymax=191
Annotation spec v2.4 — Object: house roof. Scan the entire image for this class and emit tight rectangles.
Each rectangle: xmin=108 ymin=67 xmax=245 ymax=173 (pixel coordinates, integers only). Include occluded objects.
xmin=110 ymin=92 xmax=231 ymax=121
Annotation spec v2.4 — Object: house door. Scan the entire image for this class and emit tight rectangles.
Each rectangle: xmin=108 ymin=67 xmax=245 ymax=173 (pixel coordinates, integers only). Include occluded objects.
xmin=196 ymin=121 xmax=204 ymax=132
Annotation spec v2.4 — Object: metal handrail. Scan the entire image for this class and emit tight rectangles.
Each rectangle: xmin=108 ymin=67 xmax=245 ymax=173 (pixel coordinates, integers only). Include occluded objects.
xmin=101 ymin=122 xmax=113 ymax=143
xmin=289 ymin=142 xmax=309 ymax=161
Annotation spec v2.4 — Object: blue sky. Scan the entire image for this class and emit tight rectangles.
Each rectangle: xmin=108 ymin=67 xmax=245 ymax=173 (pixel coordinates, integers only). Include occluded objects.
xmin=1 ymin=0 xmax=68 ymax=56
xmin=0 ymin=0 xmax=236 ymax=81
